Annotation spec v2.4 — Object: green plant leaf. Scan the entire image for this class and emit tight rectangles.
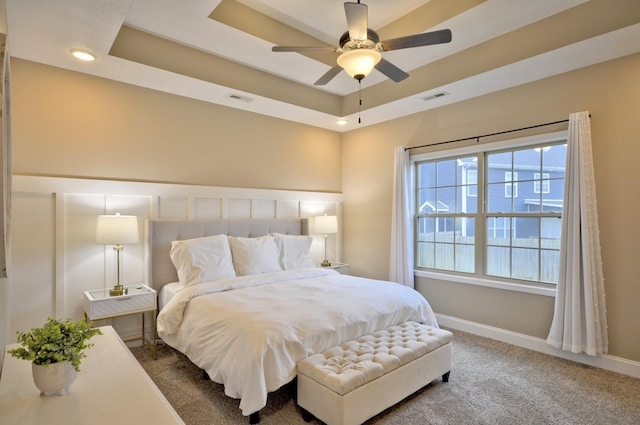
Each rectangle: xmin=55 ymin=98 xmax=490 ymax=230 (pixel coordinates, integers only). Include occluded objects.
xmin=7 ymin=317 xmax=102 ymax=371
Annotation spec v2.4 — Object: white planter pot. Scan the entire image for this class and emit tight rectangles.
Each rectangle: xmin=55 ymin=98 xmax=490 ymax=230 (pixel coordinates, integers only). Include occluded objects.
xmin=32 ymin=361 xmax=77 ymax=396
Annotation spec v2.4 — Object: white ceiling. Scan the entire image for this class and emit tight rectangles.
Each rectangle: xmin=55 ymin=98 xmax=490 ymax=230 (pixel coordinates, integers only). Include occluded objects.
xmin=5 ymin=0 xmax=640 ymax=132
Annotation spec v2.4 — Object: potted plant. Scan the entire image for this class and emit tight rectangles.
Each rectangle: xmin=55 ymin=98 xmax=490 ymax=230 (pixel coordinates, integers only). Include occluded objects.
xmin=7 ymin=317 xmax=102 ymax=396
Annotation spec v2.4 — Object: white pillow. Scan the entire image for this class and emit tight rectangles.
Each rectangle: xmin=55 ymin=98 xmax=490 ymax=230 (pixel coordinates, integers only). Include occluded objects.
xmin=228 ymin=235 xmax=283 ymax=276
xmin=169 ymin=234 xmax=236 ymax=286
xmin=272 ymin=233 xmax=315 ymax=270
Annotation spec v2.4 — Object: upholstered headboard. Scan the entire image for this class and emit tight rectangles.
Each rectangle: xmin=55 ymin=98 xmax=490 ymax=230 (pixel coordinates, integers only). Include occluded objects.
xmin=145 ymin=218 xmax=309 ymax=290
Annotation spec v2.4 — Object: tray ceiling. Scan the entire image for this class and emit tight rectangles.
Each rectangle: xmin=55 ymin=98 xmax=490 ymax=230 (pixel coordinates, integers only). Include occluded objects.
xmin=5 ymin=0 xmax=640 ymax=131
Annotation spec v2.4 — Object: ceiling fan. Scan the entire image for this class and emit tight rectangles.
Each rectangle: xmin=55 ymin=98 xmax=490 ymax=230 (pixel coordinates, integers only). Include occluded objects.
xmin=272 ymin=1 xmax=452 ymax=86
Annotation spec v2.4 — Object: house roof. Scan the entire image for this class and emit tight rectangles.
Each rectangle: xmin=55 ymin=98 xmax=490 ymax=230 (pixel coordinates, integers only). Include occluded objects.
xmin=4 ymin=0 xmax=640 ymax=131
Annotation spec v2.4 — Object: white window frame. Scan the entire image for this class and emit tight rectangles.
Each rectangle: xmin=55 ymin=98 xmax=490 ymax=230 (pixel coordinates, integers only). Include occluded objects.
xmin=411 ymin=131 xmax=567 ymax=296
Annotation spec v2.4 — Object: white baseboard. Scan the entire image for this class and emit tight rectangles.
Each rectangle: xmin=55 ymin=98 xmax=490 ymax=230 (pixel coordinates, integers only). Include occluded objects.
xmin=436 ymin=313 xmax=640 ymax=379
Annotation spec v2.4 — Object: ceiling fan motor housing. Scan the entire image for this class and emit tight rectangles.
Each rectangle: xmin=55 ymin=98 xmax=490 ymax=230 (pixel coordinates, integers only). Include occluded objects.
xmin=339 ymin=28 xmax=380 ymax=51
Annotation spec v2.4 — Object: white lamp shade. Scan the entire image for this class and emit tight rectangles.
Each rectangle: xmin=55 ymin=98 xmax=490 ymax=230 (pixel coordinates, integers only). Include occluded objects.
xmin=314 ymin=215 xmax=338 ymax=235
xmin=96 ymin=214 xmax=139 ymax=245
xmin=337 ymin=49 xmax=382 ymax=79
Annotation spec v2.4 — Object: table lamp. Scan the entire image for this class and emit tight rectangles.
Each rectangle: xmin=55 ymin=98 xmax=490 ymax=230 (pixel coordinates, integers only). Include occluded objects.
xmin=314 ymin=214 xmax=338 ymax=267
xmin=96 ymin=213 xmax=139 ymax=296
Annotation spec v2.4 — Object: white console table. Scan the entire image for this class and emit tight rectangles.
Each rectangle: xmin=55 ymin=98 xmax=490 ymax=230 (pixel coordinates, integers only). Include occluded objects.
xmin=0 ymin=326 xmax=184 ymax=425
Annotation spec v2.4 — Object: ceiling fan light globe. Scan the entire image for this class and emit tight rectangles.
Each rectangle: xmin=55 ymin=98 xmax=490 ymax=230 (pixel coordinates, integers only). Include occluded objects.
xmin=337 ymin=49 xmax=381 ymax=80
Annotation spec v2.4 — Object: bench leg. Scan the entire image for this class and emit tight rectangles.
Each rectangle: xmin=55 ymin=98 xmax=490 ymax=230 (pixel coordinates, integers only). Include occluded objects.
xmin=442 ymin=371 xmax=451 ymax=382
xmin=300 ymin=407 xmax=315 ymax=423
xmin=249 ymin=411 xmax=260 ymax=424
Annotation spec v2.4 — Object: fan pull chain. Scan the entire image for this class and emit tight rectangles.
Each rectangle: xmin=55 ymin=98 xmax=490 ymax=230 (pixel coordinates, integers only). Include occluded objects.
xmin=358 ymin=79 xmax=362 ymax=124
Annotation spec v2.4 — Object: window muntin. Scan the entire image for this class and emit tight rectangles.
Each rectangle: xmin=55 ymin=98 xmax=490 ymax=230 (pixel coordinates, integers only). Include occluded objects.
xmin=415 ymin=141 xmax=566 ymax=286
xmin=467 ymin=169 xmax=478 ymax=197
xmin=417 ymin=216 xmax=475 ymax=273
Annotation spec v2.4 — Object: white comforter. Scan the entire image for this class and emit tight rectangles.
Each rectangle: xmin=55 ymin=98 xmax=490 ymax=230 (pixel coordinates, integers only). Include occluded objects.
xmin=157 ymin=268 xmax=437 ymax=416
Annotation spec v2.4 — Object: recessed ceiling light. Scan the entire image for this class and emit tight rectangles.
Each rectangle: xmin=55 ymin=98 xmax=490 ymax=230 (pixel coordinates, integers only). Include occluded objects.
xmin=336 ymin=119 xmax=348 ymax=126
xmin=229 ymin=93 xmax=254 ymax=103
xmin=70 ymin=49 xmax=96 ymax=62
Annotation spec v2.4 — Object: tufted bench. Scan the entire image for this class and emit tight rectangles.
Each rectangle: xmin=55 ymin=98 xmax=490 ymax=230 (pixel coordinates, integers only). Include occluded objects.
xmin=296 ymin=321 xmax=452 ymax=425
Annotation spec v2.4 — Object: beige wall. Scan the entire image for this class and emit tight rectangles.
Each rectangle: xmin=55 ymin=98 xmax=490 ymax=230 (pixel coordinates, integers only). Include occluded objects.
xmin=11 ymin=59 xmax=342 ymax=193
xmin=342 ymin=52 xmax=640 ymax=362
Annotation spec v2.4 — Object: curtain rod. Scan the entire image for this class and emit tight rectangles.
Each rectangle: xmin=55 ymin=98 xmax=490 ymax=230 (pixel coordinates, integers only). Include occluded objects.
xmin=405 ymin=118 xmax=572 ymax=151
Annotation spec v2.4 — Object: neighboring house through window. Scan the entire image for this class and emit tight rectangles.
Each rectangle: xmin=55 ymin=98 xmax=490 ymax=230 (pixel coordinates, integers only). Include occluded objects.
xmin=534 ymin=172 xmax=551 ymax=193
xmin=504 ymin=171 xmax=518 ymax=198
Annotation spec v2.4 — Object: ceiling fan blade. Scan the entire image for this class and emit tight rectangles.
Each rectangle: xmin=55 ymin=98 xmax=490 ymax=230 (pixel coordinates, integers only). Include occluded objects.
xmin=314 ymin=66 xmax=343 ymax=86
xmin=380 ymin=29 xmax=452 ymax=51
xmin=272 ymin=46 xmax=336 ymax=53
xmin=344 ymin=2 xmax=368 ymax=41
xmin=375 ymin=58 xmax=409 ymax=82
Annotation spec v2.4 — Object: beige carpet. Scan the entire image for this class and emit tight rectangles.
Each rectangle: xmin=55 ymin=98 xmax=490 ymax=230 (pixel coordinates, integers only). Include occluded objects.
xmin=130 ymin=329 xmax=640 ymax=425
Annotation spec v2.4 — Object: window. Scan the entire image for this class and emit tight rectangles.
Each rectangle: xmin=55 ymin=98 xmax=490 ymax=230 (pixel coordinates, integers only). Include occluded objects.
xmin=414 ymin=136 xmax=567 ymax=286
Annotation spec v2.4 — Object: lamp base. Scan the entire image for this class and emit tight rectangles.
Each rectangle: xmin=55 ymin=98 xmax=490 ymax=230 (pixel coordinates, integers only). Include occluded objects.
xmin=321 ymin=259 xmax=331 ymax=267
xmin=109 ymin=285 xmax=128 ymax=297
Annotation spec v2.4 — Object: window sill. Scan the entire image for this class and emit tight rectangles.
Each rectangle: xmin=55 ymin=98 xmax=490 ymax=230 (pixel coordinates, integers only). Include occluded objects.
xmin=414 ymin=269 xmax=556 ymax=297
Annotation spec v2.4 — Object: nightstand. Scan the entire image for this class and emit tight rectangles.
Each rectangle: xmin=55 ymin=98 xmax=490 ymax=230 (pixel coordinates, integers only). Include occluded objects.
xmin=323 ymin=262 xmax=350 ymax=275
xmin=84 ymin=284 xmax=157 ymax=359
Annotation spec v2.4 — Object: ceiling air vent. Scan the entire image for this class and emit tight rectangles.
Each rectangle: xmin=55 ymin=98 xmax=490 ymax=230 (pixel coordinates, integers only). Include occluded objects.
xmin=229 ymin=94 xmax=254 ymax=103
xmin=423 ymin=92 xmax=448 ymax=101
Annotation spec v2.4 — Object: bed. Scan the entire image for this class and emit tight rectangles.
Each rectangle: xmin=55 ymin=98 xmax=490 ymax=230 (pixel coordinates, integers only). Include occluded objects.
xmin=148 ymin=218 xmax=438 ymax=423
